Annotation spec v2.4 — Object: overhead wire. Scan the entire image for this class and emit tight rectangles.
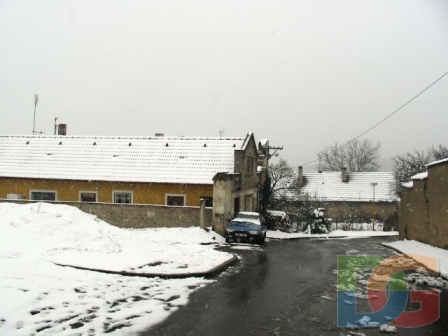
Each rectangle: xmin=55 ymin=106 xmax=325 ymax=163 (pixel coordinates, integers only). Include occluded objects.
xmin=298 ymin=70 xmax=448 ymax=168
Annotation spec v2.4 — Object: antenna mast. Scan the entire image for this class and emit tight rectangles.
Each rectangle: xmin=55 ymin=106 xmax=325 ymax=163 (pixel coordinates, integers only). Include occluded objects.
xmin=32 ymin=94 xmax=38 ymax=135
xmin=54 ymin=117 xmax=58 ymax=135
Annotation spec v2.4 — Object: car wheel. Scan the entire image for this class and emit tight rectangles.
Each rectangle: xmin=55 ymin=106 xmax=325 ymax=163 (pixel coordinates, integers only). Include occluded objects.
xmin=258 ymin=234 xmax=266 ymax=245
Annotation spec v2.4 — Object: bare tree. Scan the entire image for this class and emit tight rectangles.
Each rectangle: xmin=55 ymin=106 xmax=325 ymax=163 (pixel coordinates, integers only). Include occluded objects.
xmin=318 ymin=139 xmax=381 ymax=172
xmin=260 ymin=159 xmax=298 ymax=212
xmin=429 ymin=144 xmax=448 ymax=161
xmin=392 ymin=144 xmax=448 ymax=197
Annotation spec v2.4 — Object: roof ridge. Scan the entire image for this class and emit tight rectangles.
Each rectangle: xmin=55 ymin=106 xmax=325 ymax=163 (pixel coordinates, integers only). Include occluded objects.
xmin=0 ymin=134 xmax=246 ymax=140
xmin=300 ymin=171 xmax=393 ymax=174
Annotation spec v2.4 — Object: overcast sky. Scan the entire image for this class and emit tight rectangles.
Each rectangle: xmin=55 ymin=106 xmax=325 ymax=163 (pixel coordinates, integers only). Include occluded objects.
xmin=1 ymin=0 xmax=447 ymax=170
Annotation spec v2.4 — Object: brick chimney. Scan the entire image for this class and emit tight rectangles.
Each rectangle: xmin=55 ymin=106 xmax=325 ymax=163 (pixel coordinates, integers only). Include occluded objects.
xmin=298 ymin=166 xmax=304 ymax=186
xmin=341 ymin=167 xmax=348 ymax=183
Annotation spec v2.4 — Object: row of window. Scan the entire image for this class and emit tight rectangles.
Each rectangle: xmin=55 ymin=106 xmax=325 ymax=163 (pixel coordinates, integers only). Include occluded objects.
xmin=29 ymin=191 xmax=213 ymax=206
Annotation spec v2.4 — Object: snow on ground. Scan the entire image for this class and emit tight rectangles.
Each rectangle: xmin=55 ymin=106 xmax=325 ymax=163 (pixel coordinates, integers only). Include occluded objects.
xmin=336 ymin=240 xmax=448 ymax=330
xmin=383 ymin=240 xmax=448 ymax=278
xmin=0 ymin=202 xmax=233 ymax=335
xmin=267 ymin=229 xmax=398 ymax=240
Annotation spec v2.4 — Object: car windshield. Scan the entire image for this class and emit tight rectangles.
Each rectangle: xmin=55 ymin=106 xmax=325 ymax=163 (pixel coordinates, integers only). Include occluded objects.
xmin=229 ymin=220 xmax=256 ymax=226
xmin=235 ymin=213 xmax=257 ymax=219
xmin=232 ymin=215 xmax=261 ymax=225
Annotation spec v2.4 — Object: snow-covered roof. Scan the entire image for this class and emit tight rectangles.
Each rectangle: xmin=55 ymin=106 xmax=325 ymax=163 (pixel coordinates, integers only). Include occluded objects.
xmin=258 ymin=139 xmax=269 ymax=149
xmin=0 ymin=135 xmax=250 ymax=184
xmin=298 ymin=171 xmax=396 ymax=202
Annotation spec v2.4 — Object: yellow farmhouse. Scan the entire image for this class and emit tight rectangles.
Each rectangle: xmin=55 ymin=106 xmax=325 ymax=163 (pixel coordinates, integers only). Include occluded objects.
xmin=0 ymin=133 xmax=268 ymax=232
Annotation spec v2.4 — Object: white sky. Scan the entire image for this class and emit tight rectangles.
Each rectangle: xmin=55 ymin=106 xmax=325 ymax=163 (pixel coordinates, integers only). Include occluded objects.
xmin=1 ymin=0 xmax=447 ymax=170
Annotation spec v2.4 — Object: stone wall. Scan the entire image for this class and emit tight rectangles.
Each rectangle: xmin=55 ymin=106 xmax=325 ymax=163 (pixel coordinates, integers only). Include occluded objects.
xmin=325 ymin=201 xmax=398 ymax=225
xmin=281 ymin=200 xmax=398 ymax=228
xmin=399 ymin=160 xmax=448 ymax=249
xmin=0 ymin=200 xmax=212 ymax=229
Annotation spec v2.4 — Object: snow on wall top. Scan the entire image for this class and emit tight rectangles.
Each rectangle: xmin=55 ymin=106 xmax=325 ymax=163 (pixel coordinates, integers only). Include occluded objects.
xmin=411 ymin=172 xmax=428 ymax=180
xmin=0 ymin=135 xmax=248 ymax=184
xmin=299 ymin=171 xmax=396 ymax=202
xmin=426 ymin=157 xmax=448 ymax=167
xmin=402 ymin=181 xmax=414 ymax=189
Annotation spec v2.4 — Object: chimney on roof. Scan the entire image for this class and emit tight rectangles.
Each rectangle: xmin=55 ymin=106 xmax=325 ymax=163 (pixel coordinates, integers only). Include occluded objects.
xmin=298 ymin=166 xmax=304 ymax=187
xmin=58 ymin=124 xmax=67 ymax=136
xmin=155 ymin=133 xmax=164 ymax=137
xmin=341 ymin=167 xmax=348 ymax=183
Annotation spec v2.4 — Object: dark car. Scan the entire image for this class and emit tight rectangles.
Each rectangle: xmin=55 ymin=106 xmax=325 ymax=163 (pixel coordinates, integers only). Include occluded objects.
xmin=225 ymin=212 xmax=267 ymax=244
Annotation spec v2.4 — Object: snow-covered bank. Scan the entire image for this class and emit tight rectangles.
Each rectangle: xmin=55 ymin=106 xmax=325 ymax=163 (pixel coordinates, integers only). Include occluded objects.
xmin=383 ymin=240 xmax=448 ymax=278
xmin=267 ymin=229 xmax=398 ymax=240
xmin=0 ymin=202 xmax=231 ymax=275
xmin=0 ymin=203 xmax=233 ymax=335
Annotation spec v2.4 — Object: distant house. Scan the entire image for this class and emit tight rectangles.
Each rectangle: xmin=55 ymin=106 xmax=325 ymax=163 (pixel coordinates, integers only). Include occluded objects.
xmin=399 ymin=158 xmax=448 ymax=249
xmin=0 ymin=133 xmax=266 ymax=232
xmin=283 ymin=167 xmax=398 ymax=225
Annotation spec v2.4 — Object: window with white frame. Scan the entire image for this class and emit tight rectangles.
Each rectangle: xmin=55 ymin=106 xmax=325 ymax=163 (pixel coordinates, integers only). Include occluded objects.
xmin=166 ymin=194 xmax=186 ymax=206
xmin=30 ymin=190 xmax=57 ymax=201
xmin=80 ymin=191 xmax=98 ymax=202
xmin=113 ymin=191 xmax=133 ymax=204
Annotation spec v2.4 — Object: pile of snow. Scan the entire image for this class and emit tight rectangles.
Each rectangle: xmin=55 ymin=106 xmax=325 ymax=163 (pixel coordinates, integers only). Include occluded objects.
xmin=266 ymin=210 xmax=288 ymax=219
xmin=0 ymin=202 xmax=233 ymax=335
xmin=383 ymin=240 xmax=448 ymax=278
xmin=0 ymin=202 xmax=230 ymax=275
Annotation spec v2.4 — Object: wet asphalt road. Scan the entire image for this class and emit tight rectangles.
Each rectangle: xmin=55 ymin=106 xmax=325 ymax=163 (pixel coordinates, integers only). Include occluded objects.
xmin=139 ymin=237 xmax=448 ymax=336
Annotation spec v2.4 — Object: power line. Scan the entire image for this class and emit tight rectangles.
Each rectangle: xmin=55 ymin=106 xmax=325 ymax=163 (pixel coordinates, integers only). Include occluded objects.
xmin=300 ymin=70 xmax=448 ymax=168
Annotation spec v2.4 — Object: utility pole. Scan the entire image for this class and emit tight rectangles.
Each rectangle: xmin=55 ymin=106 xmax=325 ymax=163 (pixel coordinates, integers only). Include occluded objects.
xmin=32 ymin=94 xmax=38 ymax=135
xmin=266 ymin=146 xmax=284 ymax=160
xmin=371 ymin=182 xmax=378 ymax=231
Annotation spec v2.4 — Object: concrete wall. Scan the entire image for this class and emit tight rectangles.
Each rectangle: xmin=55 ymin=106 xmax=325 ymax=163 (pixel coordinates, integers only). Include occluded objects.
xmin=399 ymin=180 xmax=428 ymax=242
xmin=0 ymin=199 xmax=212 ymax=229
xmin=399 ymin=160 xmax=448 ymax=249
xmin=212 ymin=173 xmax=234 ymax=234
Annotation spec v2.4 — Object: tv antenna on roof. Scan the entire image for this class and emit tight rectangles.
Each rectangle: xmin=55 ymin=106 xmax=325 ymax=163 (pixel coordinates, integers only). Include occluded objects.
xmin=32 ymin=94 xmax=38 ymax=135
xmin=219 ymin=128 xmax=225 ymax=137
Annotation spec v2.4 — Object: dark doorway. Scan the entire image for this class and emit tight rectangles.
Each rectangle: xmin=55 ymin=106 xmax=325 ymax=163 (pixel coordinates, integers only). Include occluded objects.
xmin=234 ymin=197 xmax=240 ymax=216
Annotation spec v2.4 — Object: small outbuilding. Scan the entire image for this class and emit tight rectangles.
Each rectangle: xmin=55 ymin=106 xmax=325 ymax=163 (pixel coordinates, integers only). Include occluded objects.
xmin=399 ymin=158 xmax=448 ymax=249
